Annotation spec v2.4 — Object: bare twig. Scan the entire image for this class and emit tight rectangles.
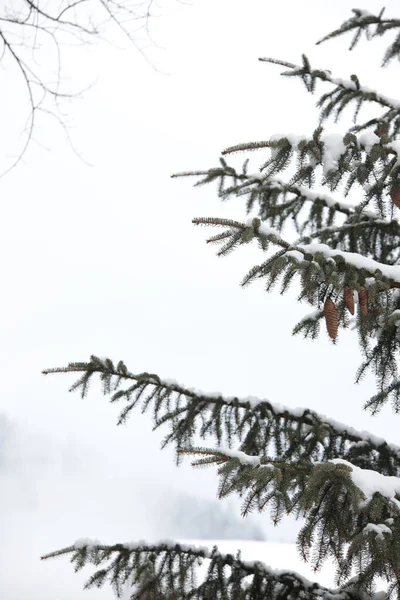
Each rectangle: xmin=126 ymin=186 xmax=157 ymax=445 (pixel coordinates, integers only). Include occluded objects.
xmin=0 ymin=0 xmax=169 ymax=174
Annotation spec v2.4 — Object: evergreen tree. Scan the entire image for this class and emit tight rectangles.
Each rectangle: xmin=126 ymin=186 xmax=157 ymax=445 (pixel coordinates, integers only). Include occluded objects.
xmin=41 ymin=8 xmax=400 ymax=599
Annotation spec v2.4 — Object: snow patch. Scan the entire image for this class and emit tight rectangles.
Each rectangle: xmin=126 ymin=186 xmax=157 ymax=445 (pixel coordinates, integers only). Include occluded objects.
xmin=331 ymin=459 xmax=400 ymax=510
xmin=74 ymin=538 xmax=101 ymax=550
xmin=363 ymin=523 xmax=392 ymax=540
xmin=321 ymin=134 xmax=346 ymax=175
xmin=299 ymin=242 xmax=400 ymax=283
xmin=358 ymin=131 xmax=380 ymax=153
xmin=218 ymin=447 xmax=261 ymax=467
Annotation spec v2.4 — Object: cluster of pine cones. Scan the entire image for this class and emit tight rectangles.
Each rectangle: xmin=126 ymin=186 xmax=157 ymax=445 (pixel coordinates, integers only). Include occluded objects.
xmin=321 ymin=185 xmax=400 ymax=341
xmin=324 ymin=288 xmax=367 ymax=340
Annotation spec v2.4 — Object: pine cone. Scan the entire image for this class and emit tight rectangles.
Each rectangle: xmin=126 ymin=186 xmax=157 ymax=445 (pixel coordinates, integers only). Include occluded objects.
xmin=375 ymin=123 xmax=388 ymax=137
xmin=324 ymin=298 xmax=338 ymax=340
xmin=390 ymin=187 xmax=400 ymax=209
xmin=358 ymin=286 xmax=368 ymax=317
xmin=343 ymin=288 xmax=354 ymax=315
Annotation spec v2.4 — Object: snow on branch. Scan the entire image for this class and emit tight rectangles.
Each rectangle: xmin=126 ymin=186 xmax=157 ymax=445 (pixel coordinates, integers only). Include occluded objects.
xmin=192 ymin=215 xmax=400 ymax=289
xmin=259 ymin=55 xmax=400 ymax=112
xmin=183 ymin=446 xmax=400 ymax=515
xmin=317 ymin=8 xmax=400 ymax=67
xmin=43 ymin=356 xmax=400 ymax=476
xmin=40 ymin=538 xmax=368 ymax=599
xmin=179 ymin=445 xmax=400 ymax=589
xmin=221 ymin=130 xmax=400 ymax=193
xmin=294 ymin=185 xmax=377 ymax=220
xmin=331 ymin=459 xmax=400 ymax=512
xmin=173 ymin=160 xmax=395 ymax=250
xmin=293 ymin=242 xmax=400 ymax=285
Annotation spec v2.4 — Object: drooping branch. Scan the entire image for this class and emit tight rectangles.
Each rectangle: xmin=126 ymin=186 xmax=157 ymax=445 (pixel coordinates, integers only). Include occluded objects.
xmin=42 ymin=355 xmax=400 ymax=475
xmin=317 ymin=8 xmax=400 ymax=67
xmin=259 ymin=55 xmax=400 ymax=114
xmin=173 ymin=161 xmax=393 ymax=245
xmin=191 ymin=215 xmax=400 ymax=408
xmin=192 ymin=216 xmax=400 ymax=289
xmin=40 ymin=539 xmax=367 ymax=600
xmin=180 ymin=447 xmax=400 ymax=591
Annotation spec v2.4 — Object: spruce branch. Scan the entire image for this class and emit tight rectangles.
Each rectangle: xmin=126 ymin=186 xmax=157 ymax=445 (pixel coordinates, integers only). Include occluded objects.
xmin=179 ymin=447 xmax=400 ymax=594
xmin=259 ymin=55 xmax=400 ymax=114
xmin=40 ymin=539 xmax=372 ymax=599
xmin=43 ymin=356 xmax=400 ymax=476
xmin=174 ymin=162 xmax=389 ymax=240
xmin=219 ymin=131 xmax=400 ymax=221
xmin=191 ymin=214 xmax=400 ymax=406
xmin=317 ymin=8 xmax=400 ymax=67
xmin=192 ymin=215 xmax=400 ymax=291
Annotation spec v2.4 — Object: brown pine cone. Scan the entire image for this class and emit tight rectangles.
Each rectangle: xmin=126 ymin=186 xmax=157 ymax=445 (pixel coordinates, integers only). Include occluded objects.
xmin=324 ymin=298 xmax=338 ymax=340
xmin=390 ymin=188 xmax=400 ymax=209
xmin=358 ymin=286 xmax=368 ymax=317
xmin=343 ymin=288 xmax=355 ymax=315
xmin=375 ymin=123 xmax=388 ymax=137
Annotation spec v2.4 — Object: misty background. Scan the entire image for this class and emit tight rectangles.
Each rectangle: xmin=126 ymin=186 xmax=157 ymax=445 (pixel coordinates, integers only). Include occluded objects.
xmin=1 ymin=1 xmax=399 ymax=598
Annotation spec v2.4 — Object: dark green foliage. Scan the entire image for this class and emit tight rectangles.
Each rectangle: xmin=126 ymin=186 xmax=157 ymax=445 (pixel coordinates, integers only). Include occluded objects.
xmin=40 ymin=358 xmax=400 ymax=595
xmin=183 ymin=449 xmax=400 ymax=591
xmin=316 ymin=9 xmax=400 ymax=67
xmin=172 ymin=10 xmax=400 ymax=412
xmin=43 ymin=355 xmax=400 ymax=476
xmin=41 ymin=540 xmax=366 ymax=599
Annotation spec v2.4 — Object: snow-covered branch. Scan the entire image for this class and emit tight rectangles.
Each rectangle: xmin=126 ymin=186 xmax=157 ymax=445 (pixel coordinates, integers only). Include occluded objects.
xmin=41 ymin=539 xmax=369 ymax=599
xmin=43 ymin=356 xmax=400 ymax=476
xmin=259 ymin=56 xmax=400 ymax=112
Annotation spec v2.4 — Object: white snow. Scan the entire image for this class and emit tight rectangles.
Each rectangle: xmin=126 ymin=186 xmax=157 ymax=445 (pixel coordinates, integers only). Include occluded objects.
xmin=258 ymin=222 xmax=285 ymax=238
xmin=269 ymin=133 xmax=305 ymax=159
xmin=295 ymin=186 xmax=378 ymax=219
xmin=137 ymin=375 xmax=400 ymax=460
xmin=363 ymin=523 xmax=392 ymax=540
xmin=116 ymin=540 xmax=388 ymax=599
xmin=299 ymin=242 xmax=400 ymax=283
xmin=173 ymin=381 xmax=400 ymax=457
xmin=330 ymin=459 xmax=400 ymax=511
xmin=269 ymin=128 xmax=400 ymax=182
xmin=358 ymin=132 xmax=380 ymax=153
xmin=97 ymin=357 xmax=109 ymax=365
xmin=115 ymin=540 xmax=338 ymax=593
xmin=248 ymin=173 xmax=264 ymax=181
xmin=324 ymin=75 xmax=400 ymax=111
xmin=361 ymin=86 xmax=400 ymax=110
xmin=217 ymin=447 xmax=261 ymax=466
xmin=296 ymin=186 xmax=348 ymax=210
xmin=233 ymin=396 xmax=399 ymax=455
xmin=74 ymin=538 xmax=101 ymax=550
xmin=354 ymin=9 xmax=374 ymax=18
xmin=295 ymin=309 xmax=322 ymax=325
xmin=286 ymin=250 xmax=307 ymax=262
xmin=351 ymin=440 xmax=369 ymax=449
xmin=75 ymin=538 xmax=335 ymax=587
xmin=123 ymin=539 xmax=211 ymax=554
xmin=321 ymin=134 xmax=346 ymax=175
xmin=184 ymin=448 xmax=400 ymax=513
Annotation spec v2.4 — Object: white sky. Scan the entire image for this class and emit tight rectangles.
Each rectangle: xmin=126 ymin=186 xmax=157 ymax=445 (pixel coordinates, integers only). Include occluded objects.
xmin=1 ymin=0 xmax=400 ymax=598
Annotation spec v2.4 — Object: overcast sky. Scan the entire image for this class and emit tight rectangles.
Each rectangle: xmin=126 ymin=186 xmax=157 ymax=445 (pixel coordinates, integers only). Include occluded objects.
xmin=1 ymin=0 xmax=400 ymax=598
